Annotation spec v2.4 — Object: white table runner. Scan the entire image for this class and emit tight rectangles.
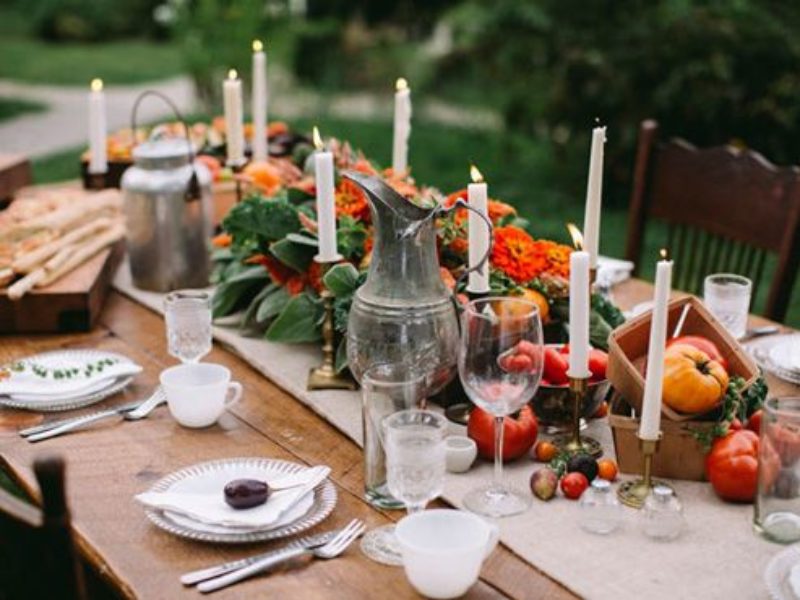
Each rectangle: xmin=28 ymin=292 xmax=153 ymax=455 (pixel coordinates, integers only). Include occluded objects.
xmin=113 ymin=262 xmax=778 ymax=600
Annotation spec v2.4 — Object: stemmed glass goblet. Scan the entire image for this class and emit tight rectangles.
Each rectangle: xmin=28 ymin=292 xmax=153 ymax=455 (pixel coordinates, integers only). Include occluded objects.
xmin=360 ymin=409 xmax=447 ymax=566
xmin=459 ymin=296 xmax=543 ymax=518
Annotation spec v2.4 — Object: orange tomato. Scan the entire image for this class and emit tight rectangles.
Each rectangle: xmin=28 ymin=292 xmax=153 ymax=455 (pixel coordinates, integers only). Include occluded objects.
xmin=518 ymin=288 xmax=550 ymax=323
xmin=662 ymin=344 xmax=729 ymax=414
xmin=597 ymin=458 xmax=618 ymax=481
xmin=533 ymin=441 xmax=558 ymax=462
xmin=243 ymin=161 xmax=282 ymax=194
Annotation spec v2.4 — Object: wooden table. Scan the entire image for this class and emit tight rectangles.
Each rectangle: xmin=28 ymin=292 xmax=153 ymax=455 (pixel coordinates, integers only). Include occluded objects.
xmin=0 ymin=281 xmax=796 ymax=599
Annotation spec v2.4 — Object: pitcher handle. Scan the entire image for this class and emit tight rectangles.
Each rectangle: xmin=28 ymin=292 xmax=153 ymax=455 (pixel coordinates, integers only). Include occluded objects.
xmin=441 ymin=197 xmax=494 ymax=294
xmin=129 ymin=89 xmax=201 ymax=203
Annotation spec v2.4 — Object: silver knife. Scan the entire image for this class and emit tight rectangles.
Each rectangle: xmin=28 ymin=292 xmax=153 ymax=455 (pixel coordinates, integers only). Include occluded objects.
xmin=25 ymin=403 xmax=141 ymax=443
xmin=19 ymin=401 xmax=142 ymax=437
xmin=180 ymin=529 xmax=337 ymax=586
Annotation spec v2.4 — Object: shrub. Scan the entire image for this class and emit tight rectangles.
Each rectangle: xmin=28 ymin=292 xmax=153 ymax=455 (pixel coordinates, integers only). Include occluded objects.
xmin=26 ymin=0 xmax=165 ymax=41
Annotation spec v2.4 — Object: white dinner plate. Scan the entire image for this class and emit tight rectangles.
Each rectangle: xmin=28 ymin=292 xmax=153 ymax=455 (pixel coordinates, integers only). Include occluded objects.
xmin=142 ymin=457 xmax=337 ymax=544
xmin=769 ymin=336 xmax=800 ymax=374
xmin=0 ymin=350 xmax=137 ymax=412
xmin=746 ymin=335 xmax=800 ymax=386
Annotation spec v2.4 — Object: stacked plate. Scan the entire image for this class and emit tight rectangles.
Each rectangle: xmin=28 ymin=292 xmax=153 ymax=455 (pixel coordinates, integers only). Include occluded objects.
xmin=137 ymin=458 xmax=337 ymax=544
xmin=747 ymin=334 xmax=800 ymax=385
xmin=0 ymin=350 xmax=141 ymax=412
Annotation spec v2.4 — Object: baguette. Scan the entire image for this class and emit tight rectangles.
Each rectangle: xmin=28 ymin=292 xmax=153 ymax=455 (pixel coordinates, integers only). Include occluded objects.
xmin=7 ymin=268 xmax=45 ymax=300
xmin=12 ymin=217 xmax=115 ymax=274
xmin=36 ymin=223 xmax=125 ymax=287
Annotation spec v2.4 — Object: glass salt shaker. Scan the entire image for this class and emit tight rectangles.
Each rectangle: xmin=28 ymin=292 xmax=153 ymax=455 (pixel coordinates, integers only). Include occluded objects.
xmin=579 ymin=479 xmax=623 ymax=535
xmin=642 ymin=485 xmax=685 ymax=541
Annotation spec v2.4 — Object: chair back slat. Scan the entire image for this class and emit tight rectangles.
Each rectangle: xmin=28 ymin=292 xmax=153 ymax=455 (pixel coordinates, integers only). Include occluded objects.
xmin=0 ymin=457 xmax=85 ymax=600
xmin=626 ymin=120 xmax=800 ymax=322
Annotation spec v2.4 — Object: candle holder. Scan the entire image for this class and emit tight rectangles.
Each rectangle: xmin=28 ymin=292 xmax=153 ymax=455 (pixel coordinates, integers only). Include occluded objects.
xmin=617 ymin=433 xmax=674 ymax=509
xmin=86 ymin=171 xmax=108 ymax=191
xmin=307 ymin=258 xmax=358 ymax=391
xmin=553 ymin=376 xmax=603 ymax=458
xmin=227 ymin=160 xmax=248 ymax=203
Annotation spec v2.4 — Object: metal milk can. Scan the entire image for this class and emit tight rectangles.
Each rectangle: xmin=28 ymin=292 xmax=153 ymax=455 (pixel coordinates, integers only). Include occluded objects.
xmin=120 ymin=92 xmax=213 ymax=291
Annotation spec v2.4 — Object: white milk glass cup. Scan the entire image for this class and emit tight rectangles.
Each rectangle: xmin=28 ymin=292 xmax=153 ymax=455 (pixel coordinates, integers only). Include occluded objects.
xmin=395 ymin=509 xmax=499 ymax=599
xmin=160 ymin=364 xmax=242 ymax=428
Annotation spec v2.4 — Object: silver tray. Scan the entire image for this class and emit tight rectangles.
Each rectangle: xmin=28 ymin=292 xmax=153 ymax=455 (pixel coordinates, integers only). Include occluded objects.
xmin=143 ymin=457 xmax=337 ymax=544
xmin=0 ymin=350 xmax=136 ymax=412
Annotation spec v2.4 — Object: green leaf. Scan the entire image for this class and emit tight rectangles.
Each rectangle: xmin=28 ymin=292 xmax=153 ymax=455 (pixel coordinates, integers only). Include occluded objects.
xmin=285 ymin=233 xmax=320 ymax=247
xmin=323 ymin=263 xmax=360 ymax=296
xmin=287 ymin=186 xmax=314 ymax=204
xmin=589 ymin=310 xmax=613 ymax=351
xmin=256 ymin=286 xmax=291 ymax=322
xmin=212 ymin=267 xmax=270 ymax=318
xmin=265 ymin=293 xmax=324 ymax=343
xmin=270 ymin=238 xmax=316 ymax=272
xmin=240 ymin=284 xmax=276 ymax=332
xmin=222 ymin=196 xmax=301 ymax=244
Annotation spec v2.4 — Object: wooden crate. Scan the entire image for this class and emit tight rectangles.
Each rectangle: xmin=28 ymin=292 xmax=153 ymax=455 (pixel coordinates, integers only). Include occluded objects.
xmin=608 ymin=393 xmax=713 ymax=481
xmin=607 ymin=295 xmax=758 ymax=422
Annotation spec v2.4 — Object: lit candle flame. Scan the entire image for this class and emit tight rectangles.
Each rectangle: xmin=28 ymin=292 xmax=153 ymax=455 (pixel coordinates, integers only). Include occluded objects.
xmin=228 ymin=69 xmax=238 ymax=80
xmin=470 ymin=164 xmax=484 ymax=184
xmin=252 ymin=39 xmax=263 ymax=52
xmin=396 ymin=77 xmax=408 ymax=92
xmin=312 ymin=126 xmax=324 ymax=151
xmin=660 ymin=248 xmax=669 ymax=260
xmin=90 ymin=78 xmax=103 ymax=92
xmin=567 ymin=223 xmax=584 ymax=250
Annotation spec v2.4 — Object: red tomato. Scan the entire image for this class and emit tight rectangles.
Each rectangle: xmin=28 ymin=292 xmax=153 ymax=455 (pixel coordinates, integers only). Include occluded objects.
xmin=544 ymin=347 xmax=569 ymax=385
xmin=516 ymin=340 xmax=540 ymax=359
xmin=667 ymin=335 xmax=728 ymax=372
xmin=729 ymin=418 xmax=743 ymax=431
xmin=747 ymin=409 xmax=763 ymax=436
xmin=467 ymin=405 xmax=538 ymax=462
xmin=588 ymin=349 xmax=608 ymax=380
xmin=560 ymin=472 xmax=589 ymax=499
xmin=559 ymin=344 xmax=570 ymax=355
xmin=506 ymin=353 xmax=534 ymax=373
xmin=705 ymin=430 xmax=759 ymax=502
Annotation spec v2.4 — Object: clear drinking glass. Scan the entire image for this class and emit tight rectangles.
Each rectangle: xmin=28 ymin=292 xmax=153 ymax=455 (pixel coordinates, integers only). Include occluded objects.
xmin=361 ymin=409 xmax=447 ymax=566
xmin=362 ymin=364 xmax=426 ymax=509
xmin=164 ymin=290 xmax=212 ymax=363
xmin=642 ymin=485 xmax=684 ymax=541
xmin=755 ymin=397 xmax=800 ymax=544
xmin=703 ymin=274 xmax=752 ymax=339
xmin=459 ymin=297 xmax=544 ymax=518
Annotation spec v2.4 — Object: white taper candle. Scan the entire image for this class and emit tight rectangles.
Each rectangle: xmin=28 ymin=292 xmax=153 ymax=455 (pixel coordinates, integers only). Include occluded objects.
xmin=88 ymin=78 xmax=107 ymax=175
xmin=392 ymin=78 xmax=411 ymax=174
xmin=639 ymin=252 xmax=673 ymax=440
xmin=313 ymin=127 xmax=338 ymax=262
xmin=223 ymin=69 xmax=245 ymax=166
xmin=583 ymin=126 xmax=606 ymax=268
xmin=467 ymin=165 xmax=490 ymax=293
xmin=251 ymin=40 xmax=268 ymax=163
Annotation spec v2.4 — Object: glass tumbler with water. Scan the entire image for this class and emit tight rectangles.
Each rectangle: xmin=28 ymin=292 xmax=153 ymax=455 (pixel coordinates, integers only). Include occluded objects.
xmin=703 ymin=274 xmax=752 ymax=339
xmin=362 ymin=364 xmax=425 ymax=509
xmin=164 ymin=290 xmax=212 ymax=363
xmin=755 ymin=397 xmax=800 ymax=543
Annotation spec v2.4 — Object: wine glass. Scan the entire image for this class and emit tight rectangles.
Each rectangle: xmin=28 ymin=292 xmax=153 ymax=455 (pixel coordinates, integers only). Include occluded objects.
xmin=459 ymin=296 xmax=543 ymax=517
xmin=164 ymin=290 xmax=212 ymax=363
xmin=361 ymin=409 xmax=447 ymax=566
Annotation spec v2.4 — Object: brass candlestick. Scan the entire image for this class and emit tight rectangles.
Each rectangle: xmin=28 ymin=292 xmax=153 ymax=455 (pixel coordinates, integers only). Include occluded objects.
xmin=227 ymin=160 xmax=247 ymax=203
xmin=617 ymin=433 xmax=674 ymax=509
xmin=554 ymin=376 xmax=603 ymax=458
xmin=307 ymin=259 xmax=358 ymax=391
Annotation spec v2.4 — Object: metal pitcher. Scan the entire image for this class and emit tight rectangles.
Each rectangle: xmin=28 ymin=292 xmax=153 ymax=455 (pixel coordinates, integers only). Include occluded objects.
xmin=121 ymin=91 xmax=213 ymax=291
xmin=343 ymin=172 xmax=461 ymax=396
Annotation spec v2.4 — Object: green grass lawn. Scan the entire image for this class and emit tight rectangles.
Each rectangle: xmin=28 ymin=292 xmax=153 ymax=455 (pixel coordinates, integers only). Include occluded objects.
xmin=0 ymin=96 xmax=46 ymax=122
xmin=31 ymin=115 xmax=800 ymax=327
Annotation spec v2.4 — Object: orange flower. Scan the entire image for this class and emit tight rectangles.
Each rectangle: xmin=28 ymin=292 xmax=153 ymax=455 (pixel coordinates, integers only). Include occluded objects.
xmin=491 ymin=226 xmax=542 ymax=284
xmin=286 ymin=275 xmax=306 ymax=296
xmin=259 ymin=254 xmax=295 ymax=285
xmin=352 ymin=157 xmax=378 ymax=176
xmin=335 ymin=179 xmax=370 ymax=221
xmin=212 ymin=233 xmax=232 ymax=248
xmin=444 ymin=189 xmax=516 ymax=225
xmin=448 ymin=237 xmax=468 ymax=255
xmin=307 ymin=260 xmax=324 ymax=294
xmin=242 ymin=161 xmax=282 ymax=196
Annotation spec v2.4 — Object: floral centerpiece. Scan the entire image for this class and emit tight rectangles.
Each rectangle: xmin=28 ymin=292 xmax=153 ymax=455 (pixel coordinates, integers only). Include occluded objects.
xmin=210 ymin=133 xmax=624 ymax=371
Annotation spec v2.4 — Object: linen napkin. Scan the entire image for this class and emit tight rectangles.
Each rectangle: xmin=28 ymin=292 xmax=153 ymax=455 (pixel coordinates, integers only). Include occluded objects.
xmin=0 ymin=362 xmax=142 ymax=396
xmin=135 ymin=466 xmax=330 ymax=529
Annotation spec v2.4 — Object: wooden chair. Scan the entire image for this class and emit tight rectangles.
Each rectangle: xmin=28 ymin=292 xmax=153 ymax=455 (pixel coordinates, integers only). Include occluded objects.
xmin=0 ymin=456 xmax=86 ymax=600
xmin=625 ymin=119 xmax=800 ymax=322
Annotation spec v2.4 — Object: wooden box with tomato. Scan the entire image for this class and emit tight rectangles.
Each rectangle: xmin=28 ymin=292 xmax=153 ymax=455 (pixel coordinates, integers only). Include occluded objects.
xmin=607 ymin=295 xmax=761 ymax=481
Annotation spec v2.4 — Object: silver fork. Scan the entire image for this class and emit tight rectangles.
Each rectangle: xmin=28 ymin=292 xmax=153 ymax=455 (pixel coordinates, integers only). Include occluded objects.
xmin=197 ymin=519 xmax=366 ymax=594
xmin=26 ymin=388 xmax=166 ymax=443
